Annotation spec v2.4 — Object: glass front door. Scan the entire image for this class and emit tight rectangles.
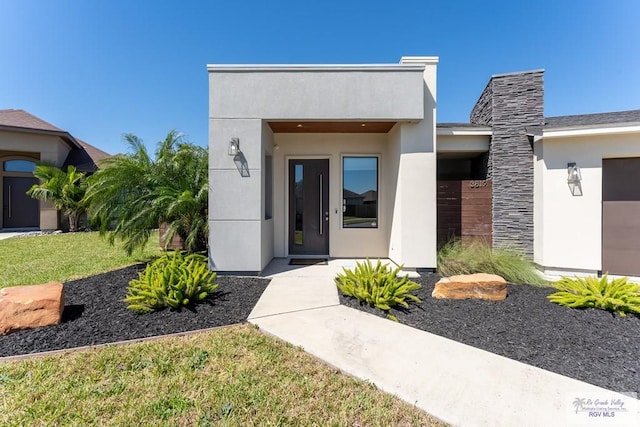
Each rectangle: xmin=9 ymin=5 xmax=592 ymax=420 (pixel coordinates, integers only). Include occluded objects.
xmin=288 ymin=159 xmax=329 ymax=255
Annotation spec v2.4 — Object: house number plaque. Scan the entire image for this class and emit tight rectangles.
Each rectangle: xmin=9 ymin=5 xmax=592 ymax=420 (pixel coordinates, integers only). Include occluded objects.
xmin=469 ymin=180 xmax=488 ymax=188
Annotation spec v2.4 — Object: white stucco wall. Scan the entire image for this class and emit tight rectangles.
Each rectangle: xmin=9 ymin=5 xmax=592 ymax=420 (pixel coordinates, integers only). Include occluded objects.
xmin=436 ymin=134 xmax=490 ymax=154
xmin=535 ymin=130 xmax=640 ymax=274
xmin=209 ymin=118 xmax=265 ymax=272
xmin=391 ymin=59 xmax=438 ymax=268
xmin=209 ymin=65 xmax=425 ymax=120
xmin=261 ymin=122 xmax=275 ymax=268
xmin=386 ymin=124 xmax=402 ymax=262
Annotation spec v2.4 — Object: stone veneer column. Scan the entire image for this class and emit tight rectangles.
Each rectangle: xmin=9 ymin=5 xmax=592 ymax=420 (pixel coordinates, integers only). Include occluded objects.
xmin=470 ymin=70 xmax=544 ymax=257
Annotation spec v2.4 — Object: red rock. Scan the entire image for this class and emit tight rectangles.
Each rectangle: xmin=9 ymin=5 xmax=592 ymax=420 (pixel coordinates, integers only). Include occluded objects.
xmin=0 ymin=282 xmax=64 ymax=335
xmin=432 ymin=273 xmax=507 ymax=301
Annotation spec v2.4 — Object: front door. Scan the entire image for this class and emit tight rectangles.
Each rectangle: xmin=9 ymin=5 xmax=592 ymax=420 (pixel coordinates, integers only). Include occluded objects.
xmin=2 ymin=177 xmax=39 ymax=228
xmin=289 ymin=159 xmax=329 ymax=255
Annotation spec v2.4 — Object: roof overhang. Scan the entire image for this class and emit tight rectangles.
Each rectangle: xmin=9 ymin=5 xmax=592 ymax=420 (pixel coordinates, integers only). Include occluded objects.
xmin=269 ymin=121 xmax=397 ymax=133
xmin=540 ymin=123 xmax=640 ymax=139
xmin=0 ymin=124 xmax=83 ymax=150
xmin=436 ymin=127 xmax=492 ymax=136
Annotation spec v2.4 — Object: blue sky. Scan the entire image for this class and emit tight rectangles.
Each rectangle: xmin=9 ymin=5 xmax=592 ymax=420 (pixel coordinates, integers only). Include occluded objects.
xmin=1 ymin=0 xmax=638 ymax=155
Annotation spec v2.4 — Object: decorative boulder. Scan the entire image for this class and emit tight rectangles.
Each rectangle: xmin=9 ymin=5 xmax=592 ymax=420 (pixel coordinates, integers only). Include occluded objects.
xmin=0 ymin=282 xmax=64 ymax=335
xmin=432 ymin=273 xmax=507 ymax=301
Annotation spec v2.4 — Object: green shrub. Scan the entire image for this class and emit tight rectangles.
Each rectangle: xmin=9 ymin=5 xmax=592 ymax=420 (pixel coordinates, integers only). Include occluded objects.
xmin=335 ymin=259 xmax=421 ymax=321
xmin=547 ymin=275 xmax=640 ymax=317
xmin=437 ymin=239 xmax=546 ymax=286
xmin=125 ymin=252 xmax=218 ymax=313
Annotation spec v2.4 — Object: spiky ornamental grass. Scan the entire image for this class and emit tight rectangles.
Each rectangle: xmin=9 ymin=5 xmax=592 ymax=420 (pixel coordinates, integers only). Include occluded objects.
xmin=125 ymin=252 xmax=218 ymax=313
xmin=335 ymin=259 xmax=421 ymax=321
xmin=437 ymin=239 xmax=547 ymax=287
xmin=547 ymin=275 xmax=640 ymax=317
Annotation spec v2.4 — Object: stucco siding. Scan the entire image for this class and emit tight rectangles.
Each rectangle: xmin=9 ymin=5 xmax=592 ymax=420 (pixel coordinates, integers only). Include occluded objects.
xmin=437 ymin=134 xmax=490 ymax=153
xmin=386 ymin=124 xmax=402 ymax=262
xmin=208 ymin=118 xmax=264 ymax=271
xmin=261 ymin=122 xmax=275 ymax=268
xmin=537 ymin=132 xmax=640 ymax=273
xmin=209 ymin=68 xmax=425 ymax=120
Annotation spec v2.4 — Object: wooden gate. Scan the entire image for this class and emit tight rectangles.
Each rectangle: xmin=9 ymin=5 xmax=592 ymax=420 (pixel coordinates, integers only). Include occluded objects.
xmin=437 ymin=180 xmax=492 ymax=245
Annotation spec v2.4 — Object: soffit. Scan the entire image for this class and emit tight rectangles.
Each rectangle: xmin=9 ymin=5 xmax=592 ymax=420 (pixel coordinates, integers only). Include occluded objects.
xmin=268 ymin=121 xmax=396 ymax=133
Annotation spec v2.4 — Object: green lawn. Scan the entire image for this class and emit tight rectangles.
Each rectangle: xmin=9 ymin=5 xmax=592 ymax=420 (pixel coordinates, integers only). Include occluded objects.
xmin=0 ymin=231 xmax=161 ymax=288
xmin=0 ymin=231 xmax=444 ymax=425
xmin=0 ymin=324 xmax=443 ymax=426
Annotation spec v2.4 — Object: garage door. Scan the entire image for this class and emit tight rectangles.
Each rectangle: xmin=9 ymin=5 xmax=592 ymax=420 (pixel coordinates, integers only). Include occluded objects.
xmin=602 ymin=158 xmax=640 ymax=276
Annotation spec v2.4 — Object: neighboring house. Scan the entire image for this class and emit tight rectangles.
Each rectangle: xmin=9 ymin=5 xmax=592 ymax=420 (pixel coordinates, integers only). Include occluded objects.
xmin=0 ymin=109 xmax=109 ymax=230
xmin=207 ymin=57 xmax=640 ymax=278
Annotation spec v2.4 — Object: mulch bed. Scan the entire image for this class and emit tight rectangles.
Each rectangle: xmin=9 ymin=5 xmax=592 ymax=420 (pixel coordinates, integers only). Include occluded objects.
xmin=339 ymin=274 xmax=640 ymax=395
xmin=4 ymin=266 xmax=639 ymax=396
xmin=0 ymin=265 xmax=270 ymax=357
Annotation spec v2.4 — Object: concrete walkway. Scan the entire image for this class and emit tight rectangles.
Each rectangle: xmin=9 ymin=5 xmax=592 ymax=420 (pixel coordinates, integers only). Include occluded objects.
xmin=249 ymin=258 xmax=638 ymax=427
xmin=0 ymin=228 xmax=40 ymax=241
xmin=0 ymin=232 xmax=25 ymax=241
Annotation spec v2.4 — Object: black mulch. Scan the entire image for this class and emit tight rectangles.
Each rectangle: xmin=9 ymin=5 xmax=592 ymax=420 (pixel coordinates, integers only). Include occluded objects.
xmin=0 ymin=265 xmax=270 ymax=357
xmin=339 ymin=274 xmax=640 ymax=395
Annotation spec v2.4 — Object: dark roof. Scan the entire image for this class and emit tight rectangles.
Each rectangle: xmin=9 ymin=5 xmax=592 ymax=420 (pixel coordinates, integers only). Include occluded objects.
xmin=343 ymin=189 xmax=364 ymax=199
xmin=361 ymin=190 xmax=377 ymax=203
xmin=544 ymin=110 xmax=640 ymax=129
xmin=437 ymin=122 xmax=492 ymax=130
xmin=443 ymin=110 xmax=640 ymax=136
xmin=63 ymin=138 xmax=111 ymax=172
xmin=0 ymin=109 xmax=65 ymax=132
xmin=0 ymin=109 xmax=110 ymax=172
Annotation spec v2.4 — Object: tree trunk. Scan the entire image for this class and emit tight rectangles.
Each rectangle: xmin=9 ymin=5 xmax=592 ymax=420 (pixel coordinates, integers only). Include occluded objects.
xmin=68 ymin=212 xmax=80 ymax=232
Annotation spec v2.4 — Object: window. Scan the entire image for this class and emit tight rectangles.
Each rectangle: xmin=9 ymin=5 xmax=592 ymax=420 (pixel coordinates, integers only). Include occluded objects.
xmin=265 ymin=155 xmax=273 ymax=219
xmin=294 ymin=163 xmax=303 ymax=243
xmin=3 ymin=159 xmax=36 ymax=173
xmin=343 ymin=156 xmax=378 ymax=228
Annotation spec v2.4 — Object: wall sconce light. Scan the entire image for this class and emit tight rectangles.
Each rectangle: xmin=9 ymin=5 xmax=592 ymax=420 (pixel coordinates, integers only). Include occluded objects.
xmin=228 ymin=138 xmax=240 ymax=156
xmin=567 ymin=162 xmax=582 ymax=196
xmin=567 ymin=162 xmax=581 ymax=184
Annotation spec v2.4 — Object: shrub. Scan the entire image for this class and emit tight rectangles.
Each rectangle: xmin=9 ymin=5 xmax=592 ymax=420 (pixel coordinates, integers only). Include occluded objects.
xmin=125 ymin=252 xmax=218 ymax=313
xmin=547 ymin=275 xmax=640 ymax=317
xmin=87 ymin=131 xmax=208 ymax=255
xmin=437 ymin=239 xmax=546 ymax=286
xmin=335 ymin=259 xmax=421 ymax=321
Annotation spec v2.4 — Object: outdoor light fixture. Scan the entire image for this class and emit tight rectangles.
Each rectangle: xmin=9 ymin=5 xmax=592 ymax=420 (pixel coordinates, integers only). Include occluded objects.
xmin=228 ymin=138 xmax=240 ymax=156
xmin=567 ymin=162 xmax=583 ymax=196
xmin=567 ymin=162 xmax=581 ymax=184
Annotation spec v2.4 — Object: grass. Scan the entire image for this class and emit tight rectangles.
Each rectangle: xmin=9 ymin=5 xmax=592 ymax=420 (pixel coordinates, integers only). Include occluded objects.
xmin=0 ymin=231 xmax=161 ymax=288
xmin=0 ymin=232 xmax=443 ymax=425
xmin=0 ymin=324 xmax=444 ymax=426
xmin=437 ymin=239 xmax=548 ymax=287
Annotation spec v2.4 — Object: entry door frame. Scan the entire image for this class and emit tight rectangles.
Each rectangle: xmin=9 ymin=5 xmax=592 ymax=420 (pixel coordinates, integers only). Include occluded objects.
xmin=286 ymin=156 xmax=330 ymax=256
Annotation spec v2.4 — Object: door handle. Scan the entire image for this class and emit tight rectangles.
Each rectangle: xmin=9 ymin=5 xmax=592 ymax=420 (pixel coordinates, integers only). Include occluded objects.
xmin=319 ymin=174 xmax=323 ymax=236
xmin=7 ymin=185 xmax=11 ymax=218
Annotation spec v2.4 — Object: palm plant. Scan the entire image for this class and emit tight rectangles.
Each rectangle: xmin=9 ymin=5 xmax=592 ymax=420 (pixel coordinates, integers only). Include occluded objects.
xmin=27 ymin=164 xmax=88 ymax=232
xmin=86 ymin=130 xmax=208 ymax=255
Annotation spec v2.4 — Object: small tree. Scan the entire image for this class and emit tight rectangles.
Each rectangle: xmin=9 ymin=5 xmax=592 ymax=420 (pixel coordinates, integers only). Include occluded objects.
xmin=86 ymin=131 xmax=208 ymax=255
xmin=27 ymin=164 xmax=88 ymax=232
